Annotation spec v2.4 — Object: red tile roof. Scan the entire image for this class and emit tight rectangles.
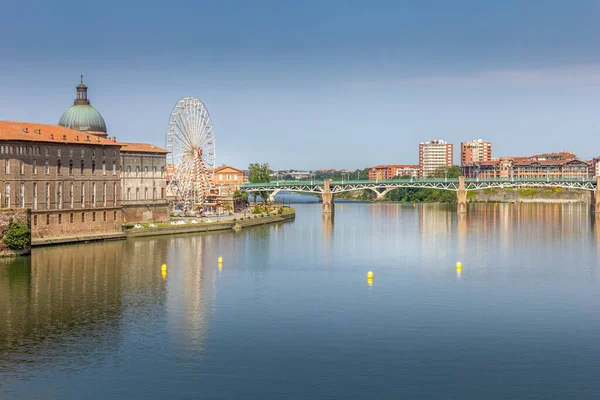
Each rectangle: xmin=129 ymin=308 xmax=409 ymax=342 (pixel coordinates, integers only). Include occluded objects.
xmin=118 ymin=142 xmax=169 ymax=154
xmin=0 ymin=121 xmax=120 ymax=146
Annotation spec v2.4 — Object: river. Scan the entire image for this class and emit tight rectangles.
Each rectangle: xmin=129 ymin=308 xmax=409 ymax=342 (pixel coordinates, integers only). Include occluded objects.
xmin=2 ymin=197 xmax=600 ymax=399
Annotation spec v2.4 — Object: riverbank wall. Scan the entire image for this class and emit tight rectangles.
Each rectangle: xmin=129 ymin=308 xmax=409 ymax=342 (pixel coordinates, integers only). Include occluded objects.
xmin=30 ymin=211 xmax=296 ymax=247
xmin=467 ymin=188 xmax=589 ymax=204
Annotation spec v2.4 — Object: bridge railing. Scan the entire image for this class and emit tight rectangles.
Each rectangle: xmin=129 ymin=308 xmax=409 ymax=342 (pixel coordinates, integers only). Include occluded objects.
xmin=241 ymin=177 xmax=596 ymax=187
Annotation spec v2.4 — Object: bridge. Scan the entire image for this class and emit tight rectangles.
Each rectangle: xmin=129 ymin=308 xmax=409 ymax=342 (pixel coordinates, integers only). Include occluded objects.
xmin=241 ymin=176 xmax=600 ymax=214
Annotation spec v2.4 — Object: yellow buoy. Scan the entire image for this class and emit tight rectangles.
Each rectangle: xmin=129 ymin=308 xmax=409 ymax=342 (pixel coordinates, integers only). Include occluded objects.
xmin=367 ymin=271 xmax=374 ymax=279
xmin=161 ymin=263 xmax=167 ymax=271
xmin=456 ymin=262 xmax=462 ymax=270
xmin=341 ymin=205 xmax=344 ymax=209
xmin=218 ymin=256 xmax=223 ymax=263
xmin=161 ymin=269 xmax=167 ymax=279
xmin=367 ymin=277 xmax=373 ymax=287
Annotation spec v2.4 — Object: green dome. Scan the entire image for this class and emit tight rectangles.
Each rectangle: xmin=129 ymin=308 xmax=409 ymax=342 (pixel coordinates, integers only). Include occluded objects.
xmin=59 ymin=104 xmax=107 ymax=133
xmin=58 ymin=76 xmax=107 ymax=134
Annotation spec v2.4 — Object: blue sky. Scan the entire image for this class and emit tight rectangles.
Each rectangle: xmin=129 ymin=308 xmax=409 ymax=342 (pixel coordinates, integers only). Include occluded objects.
xmin=2 ymin=0 xmax=600 ymax=170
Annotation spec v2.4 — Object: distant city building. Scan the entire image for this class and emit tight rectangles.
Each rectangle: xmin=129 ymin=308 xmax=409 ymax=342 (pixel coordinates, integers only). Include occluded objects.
xmin=462 ymin=151 xmax=589 ymax=179
xmin=590 ymin=157 xmax=600 ymax=177
xmin=461 ymin=139 xmax=492 ymax=166
xmin=419 ymin=140 xmax=453 ymax=177
xmin=369 ymin=165 xmax=420 ymax=180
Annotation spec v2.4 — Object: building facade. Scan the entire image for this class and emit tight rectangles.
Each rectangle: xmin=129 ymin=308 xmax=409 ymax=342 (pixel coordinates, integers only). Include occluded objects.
xmin=369 ymin=165 xmax=421 ymax=180
xmin=461 ymin=139 xmax=492 ymax=166
xmin=0 ymin=121 xmax=122 ymax=238
xmin=120 ymin=143 xmax=169 ymax=222
xmin=462 ymin=151 xmax=589 ymax=179
xmin=212 ymin=165 xmax=245 ymax=212
xmin=419 ymin=140 xmax=453 ymax=177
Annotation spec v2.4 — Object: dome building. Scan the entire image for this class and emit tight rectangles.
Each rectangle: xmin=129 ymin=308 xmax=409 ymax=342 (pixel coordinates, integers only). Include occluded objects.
xmin=58 ymin=75 xmax=108 ymax=138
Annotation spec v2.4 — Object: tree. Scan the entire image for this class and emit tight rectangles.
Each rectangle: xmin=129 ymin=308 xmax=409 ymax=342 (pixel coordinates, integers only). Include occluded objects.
xmin=248 ymin=163 xmax=272 ymax=204
xmin=429 ymin=165 xmax=462 ymax=179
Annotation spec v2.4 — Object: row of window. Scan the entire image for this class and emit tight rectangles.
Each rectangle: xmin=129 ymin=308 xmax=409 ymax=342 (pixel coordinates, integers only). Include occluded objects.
xmin=124 ymin=165 xmax=165 ymax=178
xmin=1 ymin=182 xmax=166 ymax=208
xmin=218 ymin=173 xmax=240 ymax=181
xmin=32 ymin=211 xmax=118 ymax=226
xmin=4 ymin=158 xmax=117 ymax=176
xmin=3 ymin=182 xmax=117 ymax=209
xmin=0 ymin=145 xmax=116 ymax=159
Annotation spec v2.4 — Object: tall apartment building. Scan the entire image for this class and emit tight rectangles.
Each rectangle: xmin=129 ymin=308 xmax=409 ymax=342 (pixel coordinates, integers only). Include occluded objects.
xmin=418 ymin=140 xmax=453 ymax=177
xmin=461 ymin=139 xmax=492 ymax=166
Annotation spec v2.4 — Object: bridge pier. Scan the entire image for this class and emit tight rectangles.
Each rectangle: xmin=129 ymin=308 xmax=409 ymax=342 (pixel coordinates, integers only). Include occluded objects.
xmin=457 ymin=176 xmax=467 ymax=213
xmin=268 ymin=189 xmax=282 ymax=203
xmin=322 ymin=179 xmax=334 ymax=214
xmin=591 ymin=177 xmax=600 ymax=214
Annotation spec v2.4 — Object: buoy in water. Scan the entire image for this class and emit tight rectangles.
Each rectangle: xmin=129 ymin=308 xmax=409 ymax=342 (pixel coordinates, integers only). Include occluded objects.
xmin=161 ymin=264 xmax=167 ymax=271
xmin=367 ymin=277 xmax=373 ymax=287
xmin=367 ymin=271 xmax=374 ymax=279
xmin=218 ymin=256 xmax=223 ymax=263
xmin=456 ymin=262 xmax=462 ymax=270
xmin=161 ymin=269 xmax=167 ymax=279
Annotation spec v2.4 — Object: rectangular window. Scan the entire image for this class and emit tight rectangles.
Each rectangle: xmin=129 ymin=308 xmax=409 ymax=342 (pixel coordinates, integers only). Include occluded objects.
xmin=92 ymin=149 xmax=96 ymax=158
xmin=45 ymin=183 xmax=50 ymax=208
xmin=112 ymin=162 xmax=116 ymax=175
xmin=102 ymin=161 xmax=106 ymax=175
xmin=144 ymin=187 xmax=148 ymax=200
xmin=58 ymin=214 xmax=62 ymax=224
xmin=135 ymin=167 xmax=139 ymax=177
xmin=161 ymin=166 xmax=164 ymax=177
xmin=46 ymin=214 xmax=50 ymax=225
xmin=219 ymin=174 xmax=223 ymax=181
xmin=57 ymin=160 xmax=61 ymax=175
xmin=70 ymin=213 xmax=74 ymax=223
xmin=4 ymin=183 xmax=10 ymax=207
xmin=92 ymin=212 xmax=96 ymax=222
xmin=113 ymin=211 xmax=117 ymax=220
xmin=81 ymin=148 xmax=84 ymax=158
xmin=127 ymin=166 xmax=131 ymax=177
xmin=33 ymin=183 xmax=37 ymax=210
xmin=82 ymin=212 xmax=85 ymax=222
xmin=57 ymin=149 xmax=62 ymax=157
xmin=152 ymin=166 xmax=156 ymax=177
xmin=33 ymin=215 xmax=38 ymax=226
xmin=92 ymin=183 xmax=96 ymax=206
xmin=44 ymin=147 xmax=49 ymax=156
xmin=70 ymin=183 xmax=74 ymax=208
xmin=234 ymin=174 xmax=238 ymax=181
xmin=69 ymin=160 xmax=74 ymax=175
xmin=103 ymin=149 xmax=106 ymax=158
xmin=20 ymin=160 xmax=24 ymax=175
xmin=33 ymin=159 xmax=37 ymax=174
xmin=81 ymin=160 xmax=85 ymax=174
xmin=81 ymin=182 xmax=85 ymax=206
xmin=144 ymin=166 xmax=148 ymax=177
xmin=19 ymin=183 xmax=24 ymax=207
xmin=226 ymin=174 xmax=231 ymax=181
xmin=153 ymin=187 xmax=156 ymax=200
xmin=57 ymin=183 xmax=62 ymax=209
xmin=103 ymin=183 xmax=106 ymax=206
xmin=127 ymin=188 xmax=131 ymax=200
xmin=5 ymin=159 xmax=9 ymax=174
xmin=103 ymin=211 xmax=106 ymax=221
xmin=113 ymin=183 xmax=117 ymax=205
xmin=69 ymin=148 xmax=73 ymax=157
xmin=161 ymin=187 xmax=164 ymax=198
xmin=91 ymin=161 xmax=96 ymax=174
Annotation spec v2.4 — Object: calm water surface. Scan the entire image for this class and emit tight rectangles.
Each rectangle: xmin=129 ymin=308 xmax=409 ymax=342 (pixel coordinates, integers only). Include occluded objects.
xmin=2 ymin=199 xmax=600 ymax=399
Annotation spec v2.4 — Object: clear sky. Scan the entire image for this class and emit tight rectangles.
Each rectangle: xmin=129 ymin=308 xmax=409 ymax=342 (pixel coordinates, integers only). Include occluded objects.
xmin=2 ymin=0 xmax=600 ymax=170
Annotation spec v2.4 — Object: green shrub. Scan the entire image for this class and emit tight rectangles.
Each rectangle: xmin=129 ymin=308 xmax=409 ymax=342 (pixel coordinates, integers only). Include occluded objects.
xmin=518 ymin=188 xmax=537 ymax=197
xmin=3 ymin=222 xmax=30 ymax=250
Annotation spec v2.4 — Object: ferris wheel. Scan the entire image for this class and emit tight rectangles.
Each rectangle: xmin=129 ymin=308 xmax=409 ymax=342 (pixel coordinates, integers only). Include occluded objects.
xmin=166 ymin=97 xmax=216 ymax=210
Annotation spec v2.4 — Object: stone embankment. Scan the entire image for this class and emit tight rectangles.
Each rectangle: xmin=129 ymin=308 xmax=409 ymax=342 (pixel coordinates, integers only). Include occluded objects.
xmin=467 ymin=188 xmax=589 ymax=204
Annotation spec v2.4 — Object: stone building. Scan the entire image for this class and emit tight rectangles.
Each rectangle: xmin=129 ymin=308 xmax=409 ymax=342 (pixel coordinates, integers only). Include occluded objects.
xmin=120 ymin=142 xmax=169 ymax=222
xmin=58 ymin=76 xmax=169 ymax=224
xmin=0 ymin=121 xmax=122 ymax=239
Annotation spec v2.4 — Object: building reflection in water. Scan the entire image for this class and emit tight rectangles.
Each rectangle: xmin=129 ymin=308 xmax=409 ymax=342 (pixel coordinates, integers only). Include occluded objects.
xmin=0 ymin=241 xmax=125 ymax=372
xmin=322 ymin=212 xmax=334 ymax=255
xmin=418 ymin=202 xmax=597 ymax=280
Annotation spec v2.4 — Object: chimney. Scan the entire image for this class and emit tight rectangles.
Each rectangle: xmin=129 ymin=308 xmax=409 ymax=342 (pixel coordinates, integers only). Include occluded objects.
xmin=112 ymin=136 xmax=116 ymax=142
xmin=22 ymin=127 xmax=28 ymax=133
xmin=34 ymin=129 xmax=41 ymax=135
xmin=85 ymin=135 xmax=90 ymax=142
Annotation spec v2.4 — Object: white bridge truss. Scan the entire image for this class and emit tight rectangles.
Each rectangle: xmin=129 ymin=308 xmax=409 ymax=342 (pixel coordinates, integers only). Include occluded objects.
xmin=241 ymin=179 xmax=597 ymax=197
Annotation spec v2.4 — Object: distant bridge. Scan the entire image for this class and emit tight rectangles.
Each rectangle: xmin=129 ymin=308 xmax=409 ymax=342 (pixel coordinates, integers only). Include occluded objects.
xmin=240 ymin=177 xmax=600 ymax=214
